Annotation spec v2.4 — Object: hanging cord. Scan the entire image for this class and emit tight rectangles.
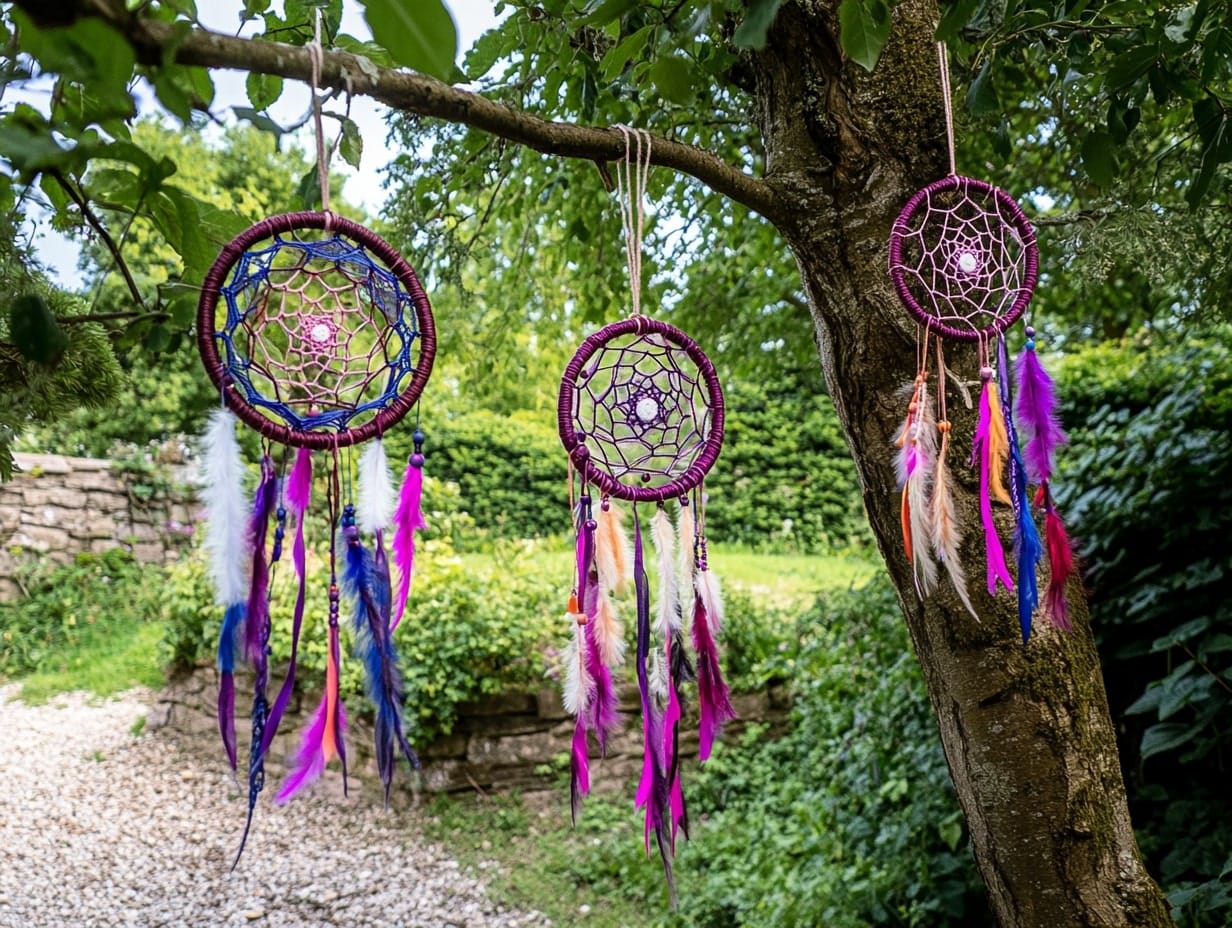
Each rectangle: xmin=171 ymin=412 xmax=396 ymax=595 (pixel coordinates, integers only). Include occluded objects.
xmin=936 ymin=42 xmax=957 ymax=177
xmin=307 ymin=12 xmax=334 ymax=222
xmin=614 ymin=125 xmax=652 ymax=317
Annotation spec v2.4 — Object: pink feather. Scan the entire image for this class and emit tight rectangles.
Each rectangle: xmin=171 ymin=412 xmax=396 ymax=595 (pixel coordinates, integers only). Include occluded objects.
xmin=275 ymin=695 xmax=349 ymax=804
xmin=1014 ymin=347 xmax=1068 ymax=485
xmin=691 ymin=590 xmax=736 ymax=761
xmin=569 ymin=716 xmax=590 ymax=824
xmin=975 ymin=381 xmax=1014 ymax=596
xmin=391 ymin=456 xmax=426 ymax=631
xmin=286 ymin=447 xmax=313 ymax=515
xmin=1044 ymin=509 xmax=1075 ymax=631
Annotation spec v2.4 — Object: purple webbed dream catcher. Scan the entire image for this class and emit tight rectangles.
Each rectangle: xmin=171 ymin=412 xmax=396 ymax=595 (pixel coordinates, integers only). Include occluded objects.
xmin=557 ymin=127 xmax=735 ymax=907
xmin=196 ymin=29 xmax=434 ymax=865
xmin=887 ymin=42 xmax=1075 ymax=644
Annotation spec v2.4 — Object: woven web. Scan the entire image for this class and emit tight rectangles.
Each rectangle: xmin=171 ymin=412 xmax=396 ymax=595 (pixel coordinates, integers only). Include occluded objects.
xmin=893 ymin=184 xmax=1029 ymax=336
xmin=569 ymin=331 xmax=711 ymax=491
xmin=214 ymin=232 xmax=420 ymax=435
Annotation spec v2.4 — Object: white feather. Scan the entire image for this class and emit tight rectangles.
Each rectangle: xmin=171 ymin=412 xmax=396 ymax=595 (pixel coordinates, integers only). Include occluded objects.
xmin=651 ymin=507 xmax=679 ymax=637
xmin=648 ymin=644 xmax=668 ymax=704
xmin=696 ymin=567 xmax=725 ymax=634
xmin=357 ymin=439 xmax=395 ymax=534
xmin=561 ymin=621 xmax=593 ymax=716
xmin=676 ymin=502 xmax=695 ymax=633
xmin=200 ymin=408 xmax=249 ymax=605
xmin=908 ymin=385 xmax=939 ymax=596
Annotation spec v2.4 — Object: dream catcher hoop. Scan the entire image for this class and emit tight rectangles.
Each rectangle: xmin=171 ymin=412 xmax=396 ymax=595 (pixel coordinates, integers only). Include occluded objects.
xmin=196 ymin=17 xmax=432 ymax=866
xmin=887 ymin=42 xmax=1074 ymax=643
xmin=556 ymin=127 xmax=734 ymax=908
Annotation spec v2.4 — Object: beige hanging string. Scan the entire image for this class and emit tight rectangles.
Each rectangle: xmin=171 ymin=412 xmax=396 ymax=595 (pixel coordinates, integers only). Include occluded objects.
xmin=936 ymin=41 xmax=958 ymax=177
xmin=614 ymin=125 xmax=652 ymax=318
xmin=307 ymin=11 xmax=333 ymax=227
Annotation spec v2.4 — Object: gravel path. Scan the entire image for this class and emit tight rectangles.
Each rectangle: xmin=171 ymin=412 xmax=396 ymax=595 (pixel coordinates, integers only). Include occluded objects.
xmin=0 ymin=684 xmax=546 ymax=928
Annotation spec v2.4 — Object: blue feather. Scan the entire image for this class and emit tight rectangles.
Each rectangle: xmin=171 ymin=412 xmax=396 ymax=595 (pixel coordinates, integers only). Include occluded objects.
xmin=342 ymin=516 xmax=418 ymax=803
xmin=217 ymin=601 xmax=246 ymax=674
xmin=1000 ymin=337 xmax=1041 ymax=644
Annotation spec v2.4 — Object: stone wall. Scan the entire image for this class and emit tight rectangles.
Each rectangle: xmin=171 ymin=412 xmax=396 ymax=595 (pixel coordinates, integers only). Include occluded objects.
xmin=155 ymin=664 xmax=791 ymax=798
xmin=0 ymin=452 xmax=196 ymax=600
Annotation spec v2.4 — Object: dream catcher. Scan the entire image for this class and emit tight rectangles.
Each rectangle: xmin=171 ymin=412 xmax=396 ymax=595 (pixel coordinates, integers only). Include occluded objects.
xmin=196 ymin=25 xmax=434 ymax=864
xmin=556 ymin=127 xmax=734 ymax=905
xmin=886 ymin=43 xmax=1074 ymax=643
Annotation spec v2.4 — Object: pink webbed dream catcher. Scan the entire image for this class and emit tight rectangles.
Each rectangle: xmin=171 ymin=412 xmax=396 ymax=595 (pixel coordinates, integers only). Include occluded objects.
xmin=196 ymin=27 xmax=434 ymax=865
xmin=556 ymin=127 xmax=734 ymax=906
xmin=887 ymin=43 xmax=1075 ymax=644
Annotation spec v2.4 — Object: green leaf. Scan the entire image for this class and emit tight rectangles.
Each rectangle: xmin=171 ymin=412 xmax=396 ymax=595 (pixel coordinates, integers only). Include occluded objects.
xmin=733 ymin=0 xmax=783 ymax=51
xmin=1124 ymin=686 xmax=1163 ymax=716
xmin=935 ymin=0 xmax=981 ymax=42
xmin=581 ymin=0 xmax=639 ymax=27
xmin=1081 ymin=130 xmax=1116 ymax=188
xmin=361 ymin=0 xmax=458 ymax=82
xmin=338 ymin=115 xmax=363 ymax=168
xmin=1140 ymin=721 xmax=1198 ymax=759
xmin=241 ymin=0 xmax=273 ymax=24
xmin=245 ymin=72 xmax=284 ymax=110
xmin=837 ymin=0 xmax=891 ymax=72
xmin=1151 ymin=616 xmax=1212 ymax=650
xmin=1105 ymin=43 xmax=1158 ymax=92
xmin=231 ymin=106 xmax=286 ymax=143
xmin=599 ymin=25 xmax=653 ymax=82
xmin=966 ymin=61 xmax=1000 ymax=116
xmin=649 ymin=55 xmax=694 ymax=105
xmin=297 ymin=164 xmax=323 ymax=210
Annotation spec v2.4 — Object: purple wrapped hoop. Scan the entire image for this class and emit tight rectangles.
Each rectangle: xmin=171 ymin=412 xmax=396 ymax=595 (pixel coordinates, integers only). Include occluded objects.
xmin=558 ymin=317 xmax=724 ymax=502
xmin=888 ymin=175 xmax=1039 ymax=342
xmin=197 ymin=211 xmax=436 ymax=449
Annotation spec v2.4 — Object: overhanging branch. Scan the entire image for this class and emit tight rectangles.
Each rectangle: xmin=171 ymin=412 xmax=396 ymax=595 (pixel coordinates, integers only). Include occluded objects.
xmin=73 ymin=1 xmax=784 ymax=222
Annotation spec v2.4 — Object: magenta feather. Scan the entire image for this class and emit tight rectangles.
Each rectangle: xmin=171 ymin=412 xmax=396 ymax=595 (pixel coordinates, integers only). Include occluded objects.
xmin=1014 ymin=347 xmax=1068 ymax=485
xmin=1044 ymin=508 xmax=1075 ymax=631
xmin=243 ymin=457 xmax=277 ymax=665
xmin=975 ymin=382 xmax=1014 ymax=596
xmin=691 ymin=588 xmax=736 ymax=761
xmin=569 ymin=715 xmax=590 ymax=825
xmin=274 ymin=693 xmax=348 ymax=803
xmin=391 ymin=454 xmax=425 ymax=632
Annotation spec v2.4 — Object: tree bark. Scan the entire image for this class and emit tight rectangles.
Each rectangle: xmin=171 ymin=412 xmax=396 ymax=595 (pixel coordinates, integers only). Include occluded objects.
xmin=752 ymin=2 xmax=1173 ymax=926
xmin=40 ymin=1 xmax=1175 ymax=923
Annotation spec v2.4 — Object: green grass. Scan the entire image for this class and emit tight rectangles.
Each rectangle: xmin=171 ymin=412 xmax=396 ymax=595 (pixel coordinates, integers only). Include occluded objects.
xmin=14 ymin=619 xmax=166 ymax=704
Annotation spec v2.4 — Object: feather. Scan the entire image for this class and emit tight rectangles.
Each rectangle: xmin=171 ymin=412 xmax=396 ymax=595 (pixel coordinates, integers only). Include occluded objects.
xmin=694 ymin=564 xmax=726 ymax=635
xmin=201 ymin=408 xmax=249 ymax=606
xmin=595 ymin=501 xmax=634 ymax=595
xmin=1044 ymin=506 xmax=1074 ymax=631
xmin=648 ymin=643 xmax=669 ymax=703
xmin=592 ymin=590 xmax=626 ymax=668
xmin=632 ymin=515 xmax=679 ymax=910
xmin=974 ymin=379 xmax=1015 ymax=596
xmin=243 ymin=457 xmax=277 ymax=665
xmin=898 ymin=381 xmax=938 ymax=596
xmin=691 ymin=585 xmax=736 ymax=762
xmin=1014 ymin=345 xmax=1069 ymax=485
xmin=651 ymin=507 xmax=680 ymax=638
xmin=928 ymin=433 xmax=979 ymax=620
xmin=675 ymin=502 xmax=695 ymax=633
xmin=215 ymin=613 xmax=242 ymax=771
xmin=343 ymin=517 xmax=418 ymax=805
xmin=986 ymin=386 xmax=1012 ymax=505
xmin=391 ymin=453 xmax=426 ymax=631
xmin=261 ymin=448 xmax=313 ymax=758
xmin=561 ymin=596 xmax=594 ymax=716
xmin=580 ymin=518 xmax=620 ymax=754
xmin=1009 ymin=437 xmax=1041 ymax=643
xmin=357 ymin=439 xmax=396 ymax=534
xmin=663 ymin=636 xmax=687 ymax=845
xmin=569 ymin=715 xmax=590 ymax=825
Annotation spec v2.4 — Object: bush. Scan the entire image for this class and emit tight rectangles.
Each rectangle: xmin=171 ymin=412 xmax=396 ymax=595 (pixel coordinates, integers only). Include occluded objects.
xmin=1055 ymin=329 xmax=1232 ymax=927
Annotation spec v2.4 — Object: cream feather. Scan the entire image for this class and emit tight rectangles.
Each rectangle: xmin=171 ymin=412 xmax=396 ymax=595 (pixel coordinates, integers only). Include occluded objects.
xmin=595 ymin=502 xmax=633 ymax=595
xmin=929 ymin=437 xmax=979 ymax=620
xmin=695 ymin=566 xmax=725 ymax=634
xmin=676 ymin=502 xmax=695 ymax=633
xmin=651 ymin=507 xmax=680 ymax=637
xmin=561 ymin=618 xmax=593 ymax=716
xmin=648 ymin=644 xmax=669 ymax=704
xmin=592 ymin=590 xmax=627 ymax=667
xmin=357 ymin=439 xmax=396 ymax=534
xmin=201 ymin=408 xmax=248 ymax=605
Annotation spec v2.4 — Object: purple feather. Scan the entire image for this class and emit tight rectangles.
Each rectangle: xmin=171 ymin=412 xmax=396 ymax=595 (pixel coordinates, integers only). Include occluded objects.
xmin=582 ymin=583 xmax=621 ymax=754
xmin=391 ymin=454 xmax=425 ymax=632
xmin=274 ymin=693 xmax=348 ymax=803
xmin=569 ymin=716 xmax=590 ymax=825
xmin=1015 ymin=346 xmax=1068 ymax=485
xmin=261 ymin=448 xmax=313 ymax=758
xmin=217 ymin=666 xmax=237 ymax=771
xmin=243 ymin=456 xmax=277 ymax=665
xmin=975 ymin=382 xmax=1015 ymax=595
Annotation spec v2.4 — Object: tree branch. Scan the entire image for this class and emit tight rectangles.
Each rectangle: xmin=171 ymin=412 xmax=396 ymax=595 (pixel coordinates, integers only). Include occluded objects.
xmin=79 ymin=2 xmax=784 ymax=223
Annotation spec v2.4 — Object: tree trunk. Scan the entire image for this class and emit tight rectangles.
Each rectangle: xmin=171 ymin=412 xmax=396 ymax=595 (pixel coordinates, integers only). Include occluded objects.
xmin=752 ymin=3 xmax=1172 ymax=926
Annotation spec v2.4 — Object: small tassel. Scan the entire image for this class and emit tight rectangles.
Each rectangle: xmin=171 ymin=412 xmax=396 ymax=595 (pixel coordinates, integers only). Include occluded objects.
xmin=391 ymin=437 xmax=427 ymax=632
xmin=973 ymin=371 xmax=1014 ymax=596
